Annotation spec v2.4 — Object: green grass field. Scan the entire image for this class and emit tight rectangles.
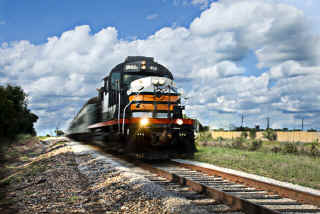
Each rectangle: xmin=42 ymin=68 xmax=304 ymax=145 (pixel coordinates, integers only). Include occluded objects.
xmin=193 ymin=146 xmax=320 ymax=190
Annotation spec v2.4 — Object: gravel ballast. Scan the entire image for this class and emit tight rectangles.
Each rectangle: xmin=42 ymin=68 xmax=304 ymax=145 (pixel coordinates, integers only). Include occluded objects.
xmin=1 ymin=137 xmax=236 ymax=214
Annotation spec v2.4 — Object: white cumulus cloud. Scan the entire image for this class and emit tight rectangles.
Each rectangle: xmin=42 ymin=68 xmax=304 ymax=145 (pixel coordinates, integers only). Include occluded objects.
xmin=1 ymin=0 xmax=320 ymax=133
xmin=191 ymin=0 xmax=210 ymax=9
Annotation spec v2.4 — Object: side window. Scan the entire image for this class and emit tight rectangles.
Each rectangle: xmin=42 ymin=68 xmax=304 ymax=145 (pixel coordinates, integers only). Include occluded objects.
xmin=104 ymin=77 xmax=108 ymax=94
xmin=111 ymin=72 xmax=121 ymax=90
xmin=109 ymin=71 xmax=121 ymax=107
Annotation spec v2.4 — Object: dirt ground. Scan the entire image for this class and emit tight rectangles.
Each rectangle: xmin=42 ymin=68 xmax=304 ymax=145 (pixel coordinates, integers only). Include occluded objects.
xmin=0 ymin=137 xmax=173 ymax=214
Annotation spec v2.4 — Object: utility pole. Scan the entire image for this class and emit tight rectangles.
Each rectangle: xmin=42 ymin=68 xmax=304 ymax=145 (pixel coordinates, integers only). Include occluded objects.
xmin=266 ymin=117 xmax=270 ymax=130
xmin=301 ymin=118 xmax=304 ymax=131
xmin=241 ymin=114 xmax=244 ymax=128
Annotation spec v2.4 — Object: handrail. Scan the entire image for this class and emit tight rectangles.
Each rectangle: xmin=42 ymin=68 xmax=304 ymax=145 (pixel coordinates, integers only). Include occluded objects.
xmin=122 ymin=88 xmax=144 ymax=134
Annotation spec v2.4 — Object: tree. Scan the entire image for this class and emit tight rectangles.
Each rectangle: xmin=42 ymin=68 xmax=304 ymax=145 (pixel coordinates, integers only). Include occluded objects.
xmin=263 ymin=129 xmax=277 ymax=141
xmin=55 ymin=129 xmax=65 ymax=136
xmin=0 ymin=84 xmax=38 ymax=140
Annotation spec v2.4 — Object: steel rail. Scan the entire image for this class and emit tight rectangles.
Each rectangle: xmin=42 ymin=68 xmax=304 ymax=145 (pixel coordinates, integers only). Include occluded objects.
xmin=81 ymin=141 xmax=320 ymax=213
xmin=170 ymin=160 xmax=320 ymax=207
xmin=135 ymin=161 xmax=281 ymax=214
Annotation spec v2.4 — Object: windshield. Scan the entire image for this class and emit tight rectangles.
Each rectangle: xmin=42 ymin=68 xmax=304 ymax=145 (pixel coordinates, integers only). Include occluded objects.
xmin=123 ymin=74 xmax=147 ymax=88
xmin=123 ymin=73 xmax=172 ymax=88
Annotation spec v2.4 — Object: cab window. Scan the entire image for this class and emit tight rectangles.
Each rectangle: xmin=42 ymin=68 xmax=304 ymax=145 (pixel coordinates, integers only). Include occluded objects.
xmin=110 ymin=72 xmax=121 ymax=90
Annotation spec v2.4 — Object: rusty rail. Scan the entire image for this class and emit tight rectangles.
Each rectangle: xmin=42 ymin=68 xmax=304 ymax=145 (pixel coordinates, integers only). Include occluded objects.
xmin=83 ymin=142 xmax=320 ymax=213
xmin=137 ymin=162 xmax=281 ymax=214
xmin=171 ymin=160 xmax=320 ymax=207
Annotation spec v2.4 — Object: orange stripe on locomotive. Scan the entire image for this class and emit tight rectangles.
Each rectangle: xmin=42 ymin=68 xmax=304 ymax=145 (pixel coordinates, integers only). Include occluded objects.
xmin=129 ymin=94 xmax=179 ymax=102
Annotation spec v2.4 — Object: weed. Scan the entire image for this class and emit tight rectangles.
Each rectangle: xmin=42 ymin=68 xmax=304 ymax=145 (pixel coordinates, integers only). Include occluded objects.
xmin=19 ymin=156 xmax=30 ymax=162
xmin=194 ymin=145 xmax=320 ymax=189
xmin=310 ymin=142 xmax=320 ymax=157
xmin=16 ymin=134 xmax=33 ymax=143
xmin=283 ymin=142 xmax=298 ymax=154
xmin=1 ymin=178 xmax=11 ymax=186
xmin=5 ymin=150 xmax=19 ymax=159
xmin=196 ymin=131 xmax=213 ymax=144
xmin=232 ymin=137 xmax=244 ymax=149
xmin=0 ymin=172 xmax=24 ymax=185
xmin=263 ymin=129 xmax=277 ymax=141
xmin=217 ymin=136 xmax=224 ymax=142
xmin=37 ymin=136 xmax=49 ymax=141
xmin=271 ymin=146 xmax=281 ymax=153
xmin=25 ymin=190 xmax=34 ymax=196
xmin=241 ymin=131 xmax=248 ymax=139
xmin=249 ymin=139 xmax=263 ymax=151
xmin=69 ymin=195 xmax=79 ymax=202
xmin=249 ymin=129 xmax=257 ymax=140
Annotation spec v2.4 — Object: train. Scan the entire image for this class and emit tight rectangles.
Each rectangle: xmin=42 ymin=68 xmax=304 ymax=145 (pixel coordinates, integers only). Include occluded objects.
xmin=67 ymin=56 xmax=196 ymax=159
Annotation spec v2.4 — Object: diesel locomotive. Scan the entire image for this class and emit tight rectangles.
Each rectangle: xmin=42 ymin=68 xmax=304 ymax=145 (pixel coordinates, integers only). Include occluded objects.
xmin=68 ymin=56 xmax=196 ymax=159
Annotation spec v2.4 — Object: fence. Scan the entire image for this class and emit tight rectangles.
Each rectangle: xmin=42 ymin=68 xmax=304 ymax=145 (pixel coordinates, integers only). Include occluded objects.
xmin=211 ymin=131 xmax=320 ymax=143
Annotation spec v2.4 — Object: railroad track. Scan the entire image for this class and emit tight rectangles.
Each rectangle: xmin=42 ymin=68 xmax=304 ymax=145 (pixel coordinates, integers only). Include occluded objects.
xmin=128 ymin=159 xmax=320 ymax=214
xmin=84 ymin=141 xmax=320 ymax=214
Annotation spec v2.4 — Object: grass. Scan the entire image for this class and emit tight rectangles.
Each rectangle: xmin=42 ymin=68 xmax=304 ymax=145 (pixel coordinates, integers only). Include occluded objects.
xmin=197 ymin=131 xmax=320 ymax=157
xmin=37 ymin=136 xmax=50 ymax=141
xmin=69 ymin=195 xmax=79 ymax=202
xmin=193 ymin=146 xmax=320 ymax=189
xmin=19 ymin=155 xmax=30 ymax=162
xmin=0 ymin=161 xmax=48 ymax=185
xmin=0 ymin=134 xmax=49 ymax=185
xmin=16 ymin=134 xmax=34 ymax=142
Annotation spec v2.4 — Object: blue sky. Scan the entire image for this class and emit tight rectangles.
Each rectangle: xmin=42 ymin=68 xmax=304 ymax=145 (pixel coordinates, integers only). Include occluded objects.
xmin=0 ymin=0 xmax=210 ymax=44
xmin=1 ymin=0 xmax=320 ymax=135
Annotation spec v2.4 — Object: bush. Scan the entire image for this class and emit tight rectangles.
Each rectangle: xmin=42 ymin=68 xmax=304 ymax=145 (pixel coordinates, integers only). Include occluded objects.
xmin=55 ymin=130 xmax=64 ymax=136
xmin=196 ymin=131 xmax=213 ymax=144
xmin=249 ymin=139 xmax=262 ymax=151
xmin=249 ymin=129 xmax=256 ymax=140
xmin=271 ymin=146 xmax=281 ymax=153
xmin=263 ymin=129 xmax=277 ymax=141
xmin=217 ymin=136 xmax=224 ymax=142
xmin=240 ymin=131 xmax=248 ymax=139
xmin=283 ymin=142 xmax=298 ymax=154
xmin=310 ymin=142 xmax=320 ymax=157
xmin=232 ymin=137 xmax=245 ymax=149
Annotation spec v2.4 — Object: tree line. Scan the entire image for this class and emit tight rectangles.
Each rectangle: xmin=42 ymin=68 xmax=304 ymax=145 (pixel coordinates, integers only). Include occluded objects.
xmin=0 ymin=84 xmax=38 ymax=141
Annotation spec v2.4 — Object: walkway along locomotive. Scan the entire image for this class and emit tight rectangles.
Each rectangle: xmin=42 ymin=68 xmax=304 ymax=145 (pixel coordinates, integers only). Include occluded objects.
xmin=68 ymin=56 xmax=196 ymax=159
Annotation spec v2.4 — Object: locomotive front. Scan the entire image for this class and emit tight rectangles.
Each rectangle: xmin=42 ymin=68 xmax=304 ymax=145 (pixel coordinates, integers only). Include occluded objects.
xmin=89 ymin=56 xmax=196 ymax=159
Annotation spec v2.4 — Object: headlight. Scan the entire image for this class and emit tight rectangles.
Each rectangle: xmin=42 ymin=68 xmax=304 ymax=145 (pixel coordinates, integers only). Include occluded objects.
xmin=140 ymin=118 xmax=149 ymax=126
xmin=159 ymin=78 xmax=166 ymax=85
xmin=176 ymin=119 xmax=183 ymax=125
xmin=152 ymin=79 xmax=159 ymax=85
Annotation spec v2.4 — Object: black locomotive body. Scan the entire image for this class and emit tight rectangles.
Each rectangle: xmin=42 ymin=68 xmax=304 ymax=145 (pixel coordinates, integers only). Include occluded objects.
xmin=68 ymin=56 xmax=196 ymax=159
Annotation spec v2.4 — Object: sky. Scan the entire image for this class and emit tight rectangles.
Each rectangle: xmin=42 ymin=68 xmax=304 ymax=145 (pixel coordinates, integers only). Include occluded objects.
xmin=0 ymin=0 xmax=320 ymax=135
